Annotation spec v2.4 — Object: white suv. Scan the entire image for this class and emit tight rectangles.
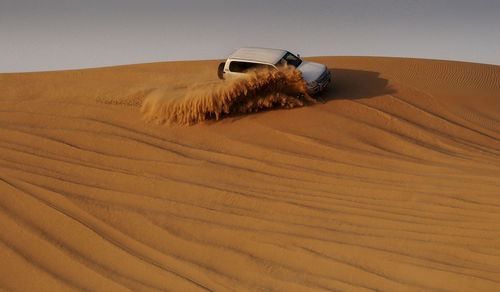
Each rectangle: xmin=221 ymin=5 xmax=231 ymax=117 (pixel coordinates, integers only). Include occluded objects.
xmin=218 ymin=47 xmax=331 ymax=94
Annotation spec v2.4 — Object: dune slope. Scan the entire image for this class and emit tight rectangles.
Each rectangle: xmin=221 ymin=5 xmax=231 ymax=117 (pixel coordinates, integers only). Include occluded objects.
xmin=1 ymin=57 xmax=499 ymax=291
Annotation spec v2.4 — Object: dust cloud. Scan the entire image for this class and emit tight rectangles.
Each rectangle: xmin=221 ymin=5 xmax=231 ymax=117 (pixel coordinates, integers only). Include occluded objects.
xmin=140 ymin=65 xmax=313 ymax=125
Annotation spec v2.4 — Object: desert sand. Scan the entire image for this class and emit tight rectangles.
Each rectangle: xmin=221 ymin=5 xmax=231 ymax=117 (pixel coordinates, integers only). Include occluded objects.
xmin=0 ymin=56 xmax=499 ymax=291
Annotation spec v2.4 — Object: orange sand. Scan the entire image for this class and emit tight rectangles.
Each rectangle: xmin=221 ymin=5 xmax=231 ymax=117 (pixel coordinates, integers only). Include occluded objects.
xmin=0 ymin=57 xmax=499 ymax=291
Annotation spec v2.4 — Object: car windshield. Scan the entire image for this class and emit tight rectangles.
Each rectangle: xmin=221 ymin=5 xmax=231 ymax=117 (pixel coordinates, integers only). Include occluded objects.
xmin=279 ymin=52 xmax=302 ymax=67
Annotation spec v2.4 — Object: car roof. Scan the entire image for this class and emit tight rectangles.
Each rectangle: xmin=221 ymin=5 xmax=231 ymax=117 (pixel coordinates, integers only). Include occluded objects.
xmin=228 ymin=47 xmax=288 ymax=64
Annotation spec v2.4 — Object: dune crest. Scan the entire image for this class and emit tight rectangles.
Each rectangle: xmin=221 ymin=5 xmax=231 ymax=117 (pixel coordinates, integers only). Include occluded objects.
xmin=140 ymin=65 xmax=313 ymax=125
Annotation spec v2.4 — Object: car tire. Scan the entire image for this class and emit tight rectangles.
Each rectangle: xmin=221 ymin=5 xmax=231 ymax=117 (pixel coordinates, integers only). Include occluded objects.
xmin=217 ymin=62 xmax=225 ymax=80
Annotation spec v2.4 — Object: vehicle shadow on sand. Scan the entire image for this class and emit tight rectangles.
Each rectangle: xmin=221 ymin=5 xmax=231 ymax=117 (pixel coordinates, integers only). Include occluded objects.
xmin=315 ymin=68 xmax=396 ymax=102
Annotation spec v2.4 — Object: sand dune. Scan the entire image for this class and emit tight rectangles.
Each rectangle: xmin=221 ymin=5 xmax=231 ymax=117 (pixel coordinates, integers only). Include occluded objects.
xmin=0 ymin=56 xmax=499 ymax=291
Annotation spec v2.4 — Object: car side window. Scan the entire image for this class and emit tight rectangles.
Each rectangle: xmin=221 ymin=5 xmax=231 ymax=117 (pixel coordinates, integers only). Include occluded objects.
xmin=229 ymin=61 xmax=255 ymax=72
xmin=229 ymin=61 xmax=275 ymax=73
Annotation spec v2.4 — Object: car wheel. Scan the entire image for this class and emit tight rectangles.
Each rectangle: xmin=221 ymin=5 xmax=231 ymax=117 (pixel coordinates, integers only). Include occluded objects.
xmin=217 ymin=62 xmax=225 ymax=80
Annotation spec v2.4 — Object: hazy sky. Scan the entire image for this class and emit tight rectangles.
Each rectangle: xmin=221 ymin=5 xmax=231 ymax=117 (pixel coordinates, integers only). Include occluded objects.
xmin=1 ymin=0 xmax=499 ymax=72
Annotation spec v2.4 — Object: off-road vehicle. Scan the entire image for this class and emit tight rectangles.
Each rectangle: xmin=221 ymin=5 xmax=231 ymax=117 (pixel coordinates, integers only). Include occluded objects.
xmin=218 ymin=47 xmax=331 ymax=94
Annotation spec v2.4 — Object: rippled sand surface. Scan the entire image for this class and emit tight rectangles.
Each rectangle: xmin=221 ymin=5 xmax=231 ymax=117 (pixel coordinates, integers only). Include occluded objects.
xmin=1 ymin=57 xmax=499 ymax=291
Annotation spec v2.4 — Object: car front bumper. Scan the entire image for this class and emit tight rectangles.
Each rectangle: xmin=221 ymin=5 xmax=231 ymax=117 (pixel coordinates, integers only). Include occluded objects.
xmin=307 ymin=70 xmax=331 ymax=95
